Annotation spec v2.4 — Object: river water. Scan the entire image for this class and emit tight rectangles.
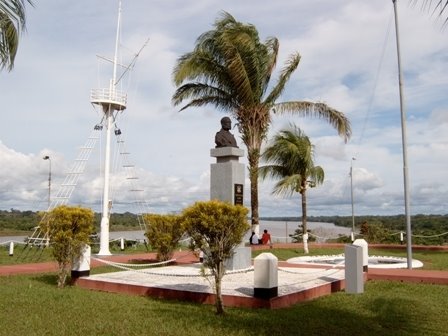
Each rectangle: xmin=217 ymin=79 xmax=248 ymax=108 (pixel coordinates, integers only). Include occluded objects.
xmin=0 ymin=220 xmax=351 ymax=245
xmin=250 ymin=220 xmax=351 ymax=243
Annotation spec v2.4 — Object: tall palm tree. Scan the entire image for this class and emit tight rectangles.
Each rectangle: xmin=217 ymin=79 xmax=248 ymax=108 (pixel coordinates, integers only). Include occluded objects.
xmin=259 ymin=124 xmax=323 ymax=253
xmin=0 ymin=0 xmax=33 ymax=71
xmin=172 ymin=12 xmax=351 ymax=231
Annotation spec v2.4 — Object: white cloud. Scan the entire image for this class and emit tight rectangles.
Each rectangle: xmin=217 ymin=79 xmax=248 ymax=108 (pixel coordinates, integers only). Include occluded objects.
xmin=0 ymin=0 xmax=447 ymax=217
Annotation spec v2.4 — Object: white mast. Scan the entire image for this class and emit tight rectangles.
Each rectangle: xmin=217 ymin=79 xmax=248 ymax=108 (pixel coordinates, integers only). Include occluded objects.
xmin=91 ymin=0 xmax=127 ymax=256
xmin=392 ymin=0 xmax=412 ymax=268
xmin=350 ymin=157 xmax=356 ymax=241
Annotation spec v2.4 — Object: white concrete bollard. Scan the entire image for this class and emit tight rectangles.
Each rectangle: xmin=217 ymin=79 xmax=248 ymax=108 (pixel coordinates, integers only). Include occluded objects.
xmin=253 ymin=252 xmax=278 ymax=299
xmin=9 ymin=241 xmax=14 ymax=256
xmin=353 ymin=239 xmax=369 ymax=272
xmin=71 ymin=244 xmax=91 ymax=279
xmin=120 ymin=238 xmax=125 ymax=251
xmin=345 ymin=244 xmax=364 ymax=294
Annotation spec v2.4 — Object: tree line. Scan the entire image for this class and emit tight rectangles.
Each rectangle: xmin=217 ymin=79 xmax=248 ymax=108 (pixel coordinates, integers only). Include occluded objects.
xmin=0 ymin=209 xmax=139 ymax=233
xmin=2 ymin=209 xmax=447 ymax=235
xmin=262 ymin=214 xmax=448 ymax=245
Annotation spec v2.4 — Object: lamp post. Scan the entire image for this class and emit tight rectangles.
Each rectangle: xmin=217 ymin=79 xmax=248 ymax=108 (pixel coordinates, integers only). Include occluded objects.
xmin=350 ymin=157 xmax=356 ymax=240
xmin=43 ymin=156 xmax=51 ymax=209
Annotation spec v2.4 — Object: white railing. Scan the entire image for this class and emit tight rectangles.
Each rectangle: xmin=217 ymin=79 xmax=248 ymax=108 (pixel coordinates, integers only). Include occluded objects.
xmin=90 ymin=88 xmax=127 ymax=108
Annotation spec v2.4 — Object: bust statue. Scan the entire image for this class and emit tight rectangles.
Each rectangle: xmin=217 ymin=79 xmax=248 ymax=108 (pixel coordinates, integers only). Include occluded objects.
xmin=215 ymin=117 xmax=238 ymax=148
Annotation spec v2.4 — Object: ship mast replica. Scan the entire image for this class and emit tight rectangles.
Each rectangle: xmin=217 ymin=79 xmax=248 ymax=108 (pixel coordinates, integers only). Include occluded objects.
xmin=90 ymin=1 xmax=127 ymax=255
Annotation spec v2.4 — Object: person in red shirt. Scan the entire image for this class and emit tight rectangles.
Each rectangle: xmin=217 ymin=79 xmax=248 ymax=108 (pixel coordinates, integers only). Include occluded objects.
xmin=261 ymin=229 xmax=272 ymax=246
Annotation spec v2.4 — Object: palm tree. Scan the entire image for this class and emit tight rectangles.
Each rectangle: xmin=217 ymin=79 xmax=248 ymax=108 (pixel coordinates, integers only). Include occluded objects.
xmin=259 ymin=124 xmax=323 ymax=254
xmin=0 ymin=0 xmax=33 ymax=71
xmin=172 ymin=12 xmax=351 ymax=232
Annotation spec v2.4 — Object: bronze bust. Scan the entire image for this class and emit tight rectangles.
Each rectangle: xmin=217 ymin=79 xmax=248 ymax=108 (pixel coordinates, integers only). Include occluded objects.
xmin=215 ymin=117 xmax=238 ymax=148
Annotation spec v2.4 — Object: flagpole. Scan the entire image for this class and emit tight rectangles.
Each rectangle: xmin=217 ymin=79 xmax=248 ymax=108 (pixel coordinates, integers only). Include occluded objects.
xmin=392 ymin=0 xmax=413 ymax=269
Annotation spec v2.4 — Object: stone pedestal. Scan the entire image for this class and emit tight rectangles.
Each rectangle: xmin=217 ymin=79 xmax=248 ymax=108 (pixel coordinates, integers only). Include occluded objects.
xmin=224 ymin=243 xmax=252 ymax=271
xmin=210 ymin=147 xmax=245 ymax=204
xmin=344 ymin=244 xmax=364 ymax=294
xmin=210 ymin=147 xmax=250 ymax=270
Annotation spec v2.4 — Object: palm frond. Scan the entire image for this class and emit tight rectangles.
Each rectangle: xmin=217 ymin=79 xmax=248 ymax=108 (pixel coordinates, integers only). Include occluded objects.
xmin=264 ymin=52 xmax=301 ymax=104
xmin=0 ymin=0 xmax=33 ymax=71
xmin=272 ymin=175 xmax=303 ymax=197
xmin=172 ymin=83 xmax=238 ymax=112
xmin=263 ymin=37 xmax=279 ymax=89
xmin=274 ymin=101 xmax=352 ymax=142
xmin=410 ymin=0 xmax=448 ymax=24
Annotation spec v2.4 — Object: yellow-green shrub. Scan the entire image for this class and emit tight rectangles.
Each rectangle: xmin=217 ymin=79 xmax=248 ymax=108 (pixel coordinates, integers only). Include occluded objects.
xmin=144 ymin=213 xmax=184 ymax=261
xmin=181 ymin=200 xmax=249 ymax=314
xmin=40 ymin=205 xmax=94 ymax=288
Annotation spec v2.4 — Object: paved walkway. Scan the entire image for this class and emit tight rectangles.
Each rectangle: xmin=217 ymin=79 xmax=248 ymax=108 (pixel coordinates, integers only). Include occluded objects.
xmin=2 ymin=246 xmax=448 ymax=285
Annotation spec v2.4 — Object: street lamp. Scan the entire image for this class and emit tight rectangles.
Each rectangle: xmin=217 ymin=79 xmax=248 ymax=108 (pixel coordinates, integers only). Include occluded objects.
xmin=350 ymin=157 xmax=356 ymax=241
xmin=43 ymin=156 xmax=51 ymax=209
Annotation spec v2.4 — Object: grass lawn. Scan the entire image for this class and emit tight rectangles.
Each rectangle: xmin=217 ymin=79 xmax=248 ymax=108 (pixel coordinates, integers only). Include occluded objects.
xmin=1 ymin=245 xmax=448 ymax=335
xmin=0 ymin=273 xmax=447 ymax=336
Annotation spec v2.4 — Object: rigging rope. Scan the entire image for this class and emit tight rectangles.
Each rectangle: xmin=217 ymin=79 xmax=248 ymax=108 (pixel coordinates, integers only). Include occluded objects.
xmin=91 ymin=256 xmax=254 ymax=278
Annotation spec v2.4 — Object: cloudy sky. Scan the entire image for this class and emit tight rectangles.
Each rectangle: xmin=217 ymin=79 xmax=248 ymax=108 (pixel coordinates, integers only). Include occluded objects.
xmin=0 ymin=0 xmax=447 ymax=218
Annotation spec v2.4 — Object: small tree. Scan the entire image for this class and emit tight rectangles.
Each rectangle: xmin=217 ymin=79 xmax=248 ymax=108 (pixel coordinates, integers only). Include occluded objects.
xmin=360 ymin=220 xmax=394 ymax=244
xmin=181 ymin=200 xmax=249 ymax=315
xmin=259 ymin=124 xmax=324 ymax=254
xmin=40 ymin=205 xmax=94 ymax=288
xmin=144 ymin=213 xmax=184 ymax=261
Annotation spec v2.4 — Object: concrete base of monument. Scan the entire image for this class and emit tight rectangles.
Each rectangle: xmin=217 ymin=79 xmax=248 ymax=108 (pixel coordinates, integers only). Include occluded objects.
xmin=225 ymin=246 xmax=252 ymax=270
xmin=75 ymin=262 xmax=346 ymax=309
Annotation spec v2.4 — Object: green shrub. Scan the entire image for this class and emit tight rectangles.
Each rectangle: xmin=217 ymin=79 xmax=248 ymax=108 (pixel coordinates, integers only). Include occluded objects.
xmin=144 ymin=213 xmax=184 ymax=262
xmin=40 ymin=205 xmax=94 ymax=288
xmin=181 ymin=200 xmax=249 ymax=315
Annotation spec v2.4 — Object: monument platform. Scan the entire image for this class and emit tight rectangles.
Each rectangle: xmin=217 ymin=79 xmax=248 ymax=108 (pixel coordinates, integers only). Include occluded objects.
xmin=75 ymin=259 xmax=345 ymax=309
xmin=3 ymin=246 xmax=448 ymax=308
